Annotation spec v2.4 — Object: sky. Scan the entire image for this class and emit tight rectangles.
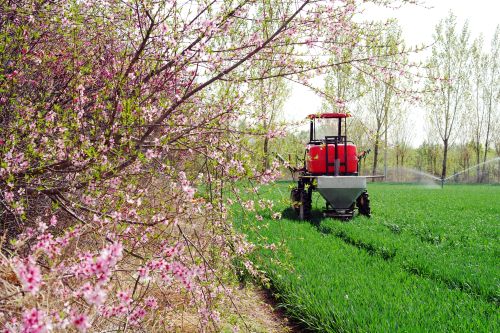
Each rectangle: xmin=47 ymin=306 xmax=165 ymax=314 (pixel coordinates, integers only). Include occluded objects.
xmin=283 ymin=0 xmax=500 ymax=146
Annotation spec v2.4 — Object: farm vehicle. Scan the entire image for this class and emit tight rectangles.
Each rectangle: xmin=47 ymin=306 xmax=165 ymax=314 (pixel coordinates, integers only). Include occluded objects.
xmin=289 ymin=113 xmax=371 ymax=220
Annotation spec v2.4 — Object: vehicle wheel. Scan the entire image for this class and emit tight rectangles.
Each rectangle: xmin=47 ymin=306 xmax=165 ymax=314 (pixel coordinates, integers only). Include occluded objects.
xmin=299 ymin=188 xmax=312 ymax=220
xmin=290 ymin=188 xmax=301 ymax=214
xmin=356 ymin=191 xmax=371 ymax=217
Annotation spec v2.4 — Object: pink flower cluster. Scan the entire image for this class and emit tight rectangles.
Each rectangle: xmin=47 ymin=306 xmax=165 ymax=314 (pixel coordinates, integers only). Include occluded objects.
xmin=242 ymin=200 xmax=255 ymax=211
xmin=79 ymin=283 xmax=107 ymax=306
xmin=72 ymin=242 xmax=123 ymax=283
xmin=160 ymin=241 xmax=183 ymax=257
xmin=21 ymin=308 xmax=50 ymax=333
xmin=71 ymin=312 xmax=90 ymax=332
xmin=129 ymin=307 xmax=147 ymax=326
xmin=14 ymin=256 xmax=42 ymax=295
xmin=34 ymin=233 xmax=61 ymax=258
xmin=179 ymin=171 xmax=196 ymax=200
xmin=145 ymin=256 xmax=196 ymax=290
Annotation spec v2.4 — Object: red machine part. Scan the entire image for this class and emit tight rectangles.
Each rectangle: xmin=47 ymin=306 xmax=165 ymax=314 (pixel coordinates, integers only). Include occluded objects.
xmin=307 ymin=113 xmax=350 ymax=119
xmin=306 ymin=143 xmax=358 ymax=174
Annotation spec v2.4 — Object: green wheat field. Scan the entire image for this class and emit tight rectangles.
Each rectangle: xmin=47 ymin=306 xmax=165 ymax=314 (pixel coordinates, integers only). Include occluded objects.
xmin=232 ymin=183 xmax=499 ymax=332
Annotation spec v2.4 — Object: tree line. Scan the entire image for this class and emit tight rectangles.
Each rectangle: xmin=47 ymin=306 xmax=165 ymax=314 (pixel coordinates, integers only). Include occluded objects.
xmin=262 ymin=12 xmax=500 ymax=183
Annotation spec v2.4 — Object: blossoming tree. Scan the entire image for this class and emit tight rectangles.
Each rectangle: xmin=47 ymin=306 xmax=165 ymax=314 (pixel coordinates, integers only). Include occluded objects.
xmin=0 ymin=0 xmax=417 ymax=331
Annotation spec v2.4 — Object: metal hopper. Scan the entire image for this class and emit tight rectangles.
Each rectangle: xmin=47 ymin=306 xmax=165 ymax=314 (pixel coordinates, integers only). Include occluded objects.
xmin=316 ymin=176 xmax=366 ymax=209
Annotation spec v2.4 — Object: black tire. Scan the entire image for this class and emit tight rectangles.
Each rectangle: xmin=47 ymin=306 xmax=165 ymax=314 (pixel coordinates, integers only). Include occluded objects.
xmin=356 ymin=191 xmax=371 ymax=217
xmin=290 ymin=188 xmax=301 ymax=214
xmin=299 ymin=187 xmax=312 ymax=220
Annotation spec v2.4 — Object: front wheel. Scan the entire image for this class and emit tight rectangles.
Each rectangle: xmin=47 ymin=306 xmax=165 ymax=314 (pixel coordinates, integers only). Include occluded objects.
xmin=356 ymin=191 xmax=371 ymax=217
xmin=299 ymin=188 xmax=312 ymax=220
xmin=290 ymin=188 xmax=301 ymax=214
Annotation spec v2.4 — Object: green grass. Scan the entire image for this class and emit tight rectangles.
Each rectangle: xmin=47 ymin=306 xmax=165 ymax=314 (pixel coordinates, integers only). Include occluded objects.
xmin=232 ymin=182 xmax=499 ymax=332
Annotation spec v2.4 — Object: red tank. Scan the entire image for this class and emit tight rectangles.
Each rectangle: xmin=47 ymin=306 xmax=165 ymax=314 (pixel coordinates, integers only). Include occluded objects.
xmin=306 ymin=143 xmax=358 ymax=174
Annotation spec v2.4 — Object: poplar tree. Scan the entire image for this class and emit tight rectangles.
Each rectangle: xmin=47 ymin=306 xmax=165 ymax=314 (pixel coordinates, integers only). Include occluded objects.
xmin=425 ymin=13 xmax=470 ymax=179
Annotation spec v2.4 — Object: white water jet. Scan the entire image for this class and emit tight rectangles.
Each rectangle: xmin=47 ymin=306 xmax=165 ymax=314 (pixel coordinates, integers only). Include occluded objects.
xmin=384 ymin=167 xmax=441 ymax=188
xmin=444 ymin=157 xmax=500 ymax=181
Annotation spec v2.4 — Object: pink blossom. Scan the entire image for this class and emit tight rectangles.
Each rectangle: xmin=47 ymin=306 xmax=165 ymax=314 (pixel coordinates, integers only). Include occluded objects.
xmin=82 ymin=283 xmax=107 ymax=306
xmin=71 ymin=312 xmax=90 ymax=332
xmin=14 ymin=204 xmax=25 ymax=215
xmin=72 ymin=242 xmax=123 ymax=283
xmin=138 ymin=266 xmax=150 ymax=280
xmin=272 ymin=212 xmax=282 ymax=220
xmin=129 ymin=307 xmax=146 ymax=326
xmin=14 ymin=256 xmax=42 ymax=294
xmin=34 ymin=233 xmax=60 ymax=257
xmin=44 ymin=111 xmax=55 ymax=122
xmin=37 ymin=222 xmax=47 ymax=233
xmin=178 ymin=172 xmax=196 ymax=199
xmin=22 ymin=308 xmax=51 ymax=333
xmin=161 ymin=241 xmax=183 ymax=257
xmin=144 ymin=296 xmax=158 ymax=309
xmin=182 ymin=185 xmax=195 ymax=199
xmin=117 ymin=289 xmax=132 ymax=306
xmin=49 ymin=215 xmax=57 ymax=226
xmin=145 ymin=149 xmax=157 ymax=160
xmin=4 ymin=191 xmax=14 ymax=203
xmin=242 ymin=200 xmax=255 ymax=212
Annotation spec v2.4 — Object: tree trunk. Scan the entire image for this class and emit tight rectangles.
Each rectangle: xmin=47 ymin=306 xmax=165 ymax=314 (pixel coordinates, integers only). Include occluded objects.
xmin=476 ymin=145 xmax=481 ymax=183
xmin=262 ymin=136 xmax=269 ymax=172
xmin=466 ymin=157 xmax=469 ymax=182
xmin=396 ymin=153 xmax=399 ymax=182
xmin=441 ymin=138 xmax=449 ymax=180
xmin=498 ymin=160 xmax=500 ymax=183
xmin=482 ymin=123 xmax=491 ymax=182
xmin=401 ymin=153 xmax=405 ymax=182
xmin=372 ymin=136 xmax=380 ymax=177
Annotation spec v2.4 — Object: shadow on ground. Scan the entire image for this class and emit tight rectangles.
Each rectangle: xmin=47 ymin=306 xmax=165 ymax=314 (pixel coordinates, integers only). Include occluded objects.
xmin=281 ymin=207 xmax=346 ymax=236
xmin=281 ymin=208 xmax=394 ymax=260
xmin=281 ymin=207 xmax=324 ymax=226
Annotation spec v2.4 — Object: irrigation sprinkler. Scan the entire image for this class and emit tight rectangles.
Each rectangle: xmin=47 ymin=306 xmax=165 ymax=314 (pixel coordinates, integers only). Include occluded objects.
xmin=442 ymin=157 xmax=500 ymax=184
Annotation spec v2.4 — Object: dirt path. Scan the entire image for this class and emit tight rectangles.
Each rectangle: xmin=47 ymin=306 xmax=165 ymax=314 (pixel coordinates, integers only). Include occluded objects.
xmin=222 ymin=284 xmax=302 ymax=332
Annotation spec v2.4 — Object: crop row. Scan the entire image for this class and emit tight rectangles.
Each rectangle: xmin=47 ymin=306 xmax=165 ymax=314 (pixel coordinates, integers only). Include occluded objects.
xmin=320 ymin=184 xmax=499 ymax=304
xmin=232 ymin=182 xmax=499 ymax=331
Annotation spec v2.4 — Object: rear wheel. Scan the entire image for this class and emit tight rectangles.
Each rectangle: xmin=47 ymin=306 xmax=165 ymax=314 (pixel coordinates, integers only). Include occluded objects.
xmin=356 ymin=191 xmax=371 ymax=217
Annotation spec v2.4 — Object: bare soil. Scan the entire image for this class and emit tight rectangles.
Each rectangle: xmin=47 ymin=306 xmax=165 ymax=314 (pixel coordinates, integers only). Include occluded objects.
xmin=221 ymin=283 xmax=302 ymax=333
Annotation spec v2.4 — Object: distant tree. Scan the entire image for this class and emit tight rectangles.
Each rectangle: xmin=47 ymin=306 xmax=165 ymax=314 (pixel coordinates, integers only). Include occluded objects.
xmin=320 ymin=33 xmax=366 ymax=115
xmin=481 ymin=25 xmax=500 ymax=176
xmin=458 ymin=142 xmax=475 ymax=181
xmin=467 ymin=36 xmax=487 ymax=181
xmin=425 ymin=13 xmax=470 ymax=179
xmin=493 ymin=105 xmax=500 ymax=182
xmin=416 ymin=129 xmax=442 ymax=176
xmin=466 ymin=27 xmax=500 ymax=182
xmin=255 ymin=78 xmax=289 ymax=170
xmin=320 ymin=35 xmax=368 ymax=153
xmin=359 ymin=23 xmax=407 ymax=176
xmin=391 ymin=105 xmax=413 ymax=180
xmin=248 ymin=0 xmax=291 ymax=171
